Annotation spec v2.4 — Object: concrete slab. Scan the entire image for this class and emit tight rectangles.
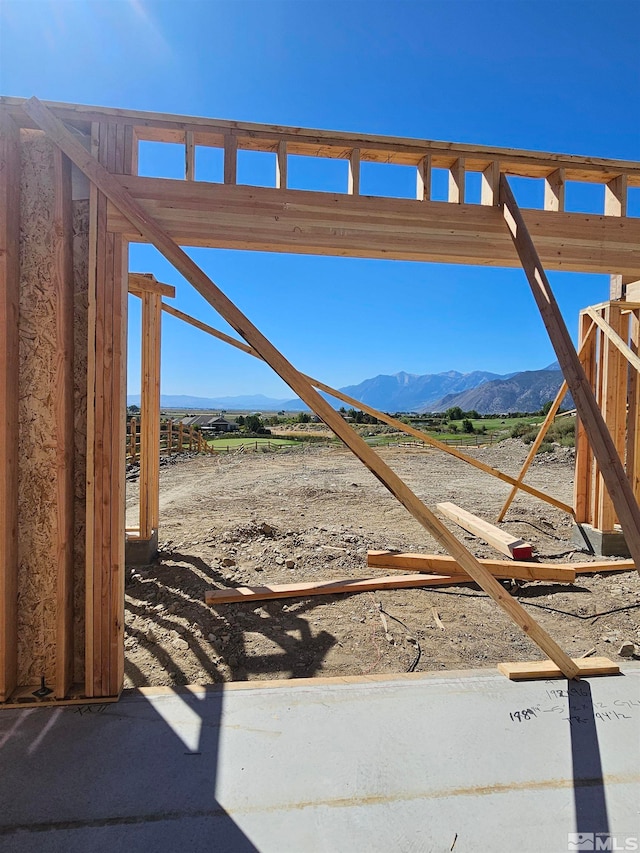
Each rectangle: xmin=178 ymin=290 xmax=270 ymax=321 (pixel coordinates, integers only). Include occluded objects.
xmin=0 ymin=666 xmax=638 ymax=853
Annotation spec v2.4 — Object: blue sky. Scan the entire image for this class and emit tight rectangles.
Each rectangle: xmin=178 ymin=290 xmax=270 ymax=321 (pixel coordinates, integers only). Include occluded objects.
xmin=2 ymin=0 xmax=639 ymax=399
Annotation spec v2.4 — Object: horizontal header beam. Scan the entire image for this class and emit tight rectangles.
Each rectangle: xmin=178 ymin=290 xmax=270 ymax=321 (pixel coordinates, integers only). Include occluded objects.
xmin=107 ymin=177 xmax=640 ymax=276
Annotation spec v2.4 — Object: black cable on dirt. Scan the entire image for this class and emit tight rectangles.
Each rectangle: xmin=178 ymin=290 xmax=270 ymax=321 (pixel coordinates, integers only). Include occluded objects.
xmin=375 ymin=601 xmax=422 ymax=673
xmin=417 ymin=586 xmax=640 ymax=620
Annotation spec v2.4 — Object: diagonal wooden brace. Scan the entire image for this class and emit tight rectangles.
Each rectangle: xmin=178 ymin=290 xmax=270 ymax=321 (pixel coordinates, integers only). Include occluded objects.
xmin=23 ymin=97 xmax=581 ymax=678
xmin=500 ymin=175 xmax=640 ymax=574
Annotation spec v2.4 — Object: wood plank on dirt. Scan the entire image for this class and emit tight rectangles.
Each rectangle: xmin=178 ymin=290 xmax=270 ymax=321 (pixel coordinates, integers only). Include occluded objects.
xmin=498 ymin=657 xmax=619 ymax=680
xmin=204 ymin=573 xmax=472 ymax=605
xmin=437 ymin=502 xmax=533 ymax=560
xmin=367 ymin=551 xmax=574 ymax=582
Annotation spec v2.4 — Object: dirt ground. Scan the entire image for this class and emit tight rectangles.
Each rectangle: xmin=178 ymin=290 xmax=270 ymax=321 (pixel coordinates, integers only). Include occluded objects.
xmin=123 ymin=440 xmax=640 ymax=689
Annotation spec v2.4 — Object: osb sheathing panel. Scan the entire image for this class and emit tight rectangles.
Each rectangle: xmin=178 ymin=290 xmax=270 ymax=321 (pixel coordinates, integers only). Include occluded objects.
xmin=72 ymin=198 xmax=89 ymax=684
xmin=16 ymin=129 xmax=71 ymax=686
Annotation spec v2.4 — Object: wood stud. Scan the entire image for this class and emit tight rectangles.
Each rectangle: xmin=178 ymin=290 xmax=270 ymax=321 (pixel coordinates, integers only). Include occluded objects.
xmin=544 ymin=168 xmax=565 ymax=212
xmin=276 ymin=140 xmax=287 ymax=189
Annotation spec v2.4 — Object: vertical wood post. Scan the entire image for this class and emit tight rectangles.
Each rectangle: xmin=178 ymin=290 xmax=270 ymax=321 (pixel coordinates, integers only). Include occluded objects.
xmin=139 ymin=290 xmax=162 ymax=539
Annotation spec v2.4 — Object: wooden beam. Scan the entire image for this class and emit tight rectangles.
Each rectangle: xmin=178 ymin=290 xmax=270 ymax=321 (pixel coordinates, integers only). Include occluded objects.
xmin=497 ymin=322 xmax=595 ymax=523
xmin=205 ymin=573 xmax=473 ymax=605
xmin=500 ymin=174 xmax=640 ymax=574
xmin=26 ymin=97 xmax=582 ymax=679
xmin=128 ymin=272 xmax=176 ymax=299
xmin=5 ymin=96 xmax=640 ymax=185
xmin=348 ymin=149 xmax=360 ymax=195
xmin=106 ymin=175 xmax=640 ymax=276
xmin=585 ymin=305 xmax=640 ymax=375
xmin=437 ymin=502 xmax=533 ymax=559
xmin=481 ymin=161 xmax=500 ymax=206
xmin=0 ymin=111 xmax=20 ymax=702
xmin=448 ymin=157 xmax=465 ymax=203
xmin=604 ymin=174 xmax=627 ymax=217
xmin=498 ymin=657 xmax=619 ymax=680
xmin=139 ymin=291 xmax=162 ymax=538
xmin=572 ymin=560 xmax=634 ymax=574
xmin=574 ymin=312 xmax=597 ymax=523
xmin=276 ymin=139 xmax=287 ymax=189
xmin=367 ymin=551 xmax=575 ymax=582
xmin=161 ymin=302 xmax=573 ymax=515
xmin=416 ymin=155 xmax=431 ymax=201
xmin=185 ymin=130 xmax=195 ymax=181
xmin=595 ymin=304 xmax=628 ymax=532
xmin=628 ymin=310 xmax=640 ymax=503
xmin=223 ymin=134 xmax=237 ymax=185
xmin=544 ymin=168 xmax=565 ymax=212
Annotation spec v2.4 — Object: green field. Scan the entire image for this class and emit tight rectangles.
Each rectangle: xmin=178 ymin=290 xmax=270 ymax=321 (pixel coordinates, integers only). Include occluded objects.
xmin=206 ymin=436 xmax=299 ymax=449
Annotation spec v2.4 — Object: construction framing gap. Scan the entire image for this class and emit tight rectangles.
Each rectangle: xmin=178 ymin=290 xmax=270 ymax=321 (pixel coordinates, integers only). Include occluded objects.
xmin=3 ymin=97 xmax=640 ymax=703
xmin=24 ymin=96 xmax=591 ymax=680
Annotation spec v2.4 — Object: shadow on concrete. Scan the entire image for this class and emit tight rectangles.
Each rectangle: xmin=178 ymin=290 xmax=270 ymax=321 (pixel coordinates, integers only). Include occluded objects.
xmin=567 ymin=679 xmax=610 ymax=838
xmin=0 ymin=686 xmax=259 ymax=852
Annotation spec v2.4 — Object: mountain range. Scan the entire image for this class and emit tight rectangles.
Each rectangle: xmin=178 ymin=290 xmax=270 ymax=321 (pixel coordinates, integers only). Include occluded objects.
xmin=128 ymin=362 xmax=569 ymax=415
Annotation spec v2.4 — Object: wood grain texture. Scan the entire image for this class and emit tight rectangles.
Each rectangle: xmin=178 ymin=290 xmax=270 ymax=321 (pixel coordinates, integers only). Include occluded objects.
xmin=498 ymin=657 xmax=619 ymax=680
xmin=0 ymin=111 xmax=20 ymax=701
xmin=205 ymin=573 xmax=472 ymax=605
xmin=106 ymin=176 xmax=640 ymax=276
xmin=437 ymin=502 xmax=533 ymax=559
xmin=24 ymin=98 xmax=581 ymax=678
xmin=366 ymin=551 xmax=576 ymax=582
xmin=500 ymin=175 xmax=640 ymax=574
xmin=5 ymin=96 xmax=640 ymax=186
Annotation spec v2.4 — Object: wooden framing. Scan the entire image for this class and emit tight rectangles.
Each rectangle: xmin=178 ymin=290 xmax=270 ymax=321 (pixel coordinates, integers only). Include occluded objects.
xmin=367 ymin=552 xmax=575 ymax=582
xmin=574 ymin=301 xmax=640 ymax=533
xmin=25 ymin=97 xmax=587 ymax=679
xmin=500 ymin=175 xmax=640 ymax=571
xmin=127 ymin=274 xmax=174 ymax=542
xmin=3 ymin=96 xmax=640 ymax=702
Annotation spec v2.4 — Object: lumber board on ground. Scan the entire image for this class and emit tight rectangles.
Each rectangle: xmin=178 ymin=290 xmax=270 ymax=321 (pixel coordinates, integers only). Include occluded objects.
xmin=436 ymin=502 xmax=533 ymax=559
xmin=572 ymin=560 xmax=635 ymax=574
xmin=498 ymin=657 xmax=619 ymax=680
xmin=26 ymin=96 xmax=581 ymax=679
xmin=161 ymin=302 xmax=573 ymax=516
xmin=367 ymin=551 xmax=575 ymax=582
xmin=205 ymin=573 xmax=472 ymax=605
xmin=500 ymin=175 xmax=640 ymax=575
xmin=0 ymin=112 xmax=20 ymax=702
xmin=105 ymin=174 xmax=640 ymax=277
